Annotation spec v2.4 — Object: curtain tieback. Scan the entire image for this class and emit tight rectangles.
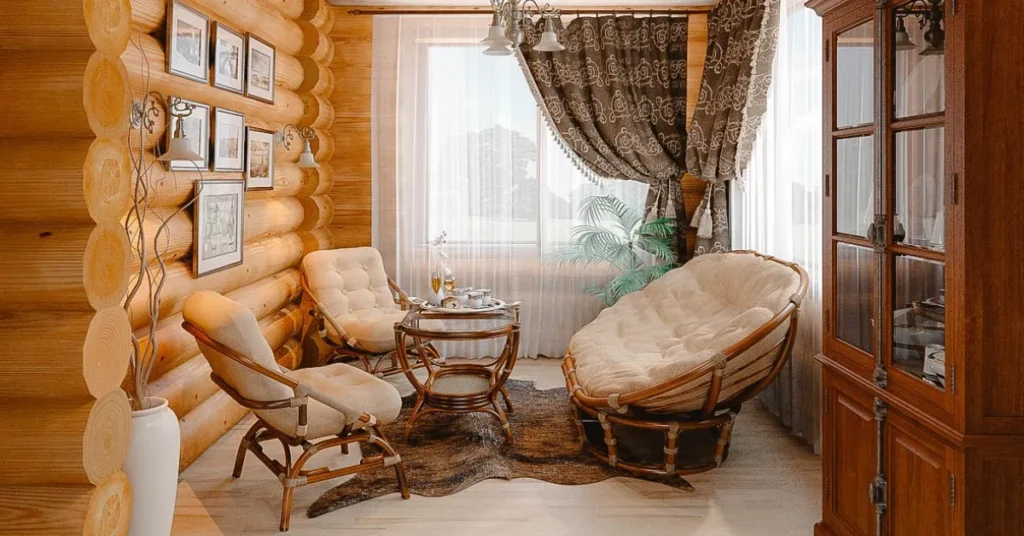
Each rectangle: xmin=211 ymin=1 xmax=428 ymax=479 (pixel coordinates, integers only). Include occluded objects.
xmin=691 ymin=182 xmax=714 ymax=239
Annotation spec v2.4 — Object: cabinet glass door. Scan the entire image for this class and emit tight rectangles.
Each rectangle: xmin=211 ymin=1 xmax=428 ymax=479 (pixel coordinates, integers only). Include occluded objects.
xmin=885 ymin=0 xmax=951 ymax=406
xmin=827 ymin=10 xmax=878 ymax=378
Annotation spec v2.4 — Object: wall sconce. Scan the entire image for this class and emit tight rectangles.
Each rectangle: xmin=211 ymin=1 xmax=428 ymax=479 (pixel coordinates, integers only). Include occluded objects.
xmin=131 ymin=93 xmax=203 ymax=163
xmin=276 ymin=124 xmax=318 ymax=169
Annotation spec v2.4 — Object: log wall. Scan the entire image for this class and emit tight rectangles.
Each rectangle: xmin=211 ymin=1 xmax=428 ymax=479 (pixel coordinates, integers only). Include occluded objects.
xmin=0 ymin=0 xmax=336 ymax=532
xmin=1 ymin=1 xmax=136 ymax=534
xmin=326 ymin=7 xmax=709 ymax=256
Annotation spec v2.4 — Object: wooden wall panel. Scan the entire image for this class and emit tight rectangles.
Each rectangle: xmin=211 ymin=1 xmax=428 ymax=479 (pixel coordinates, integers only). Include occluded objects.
xmin=329 ymin=10 xmax=374 ymax=248
xmin=326 ymin=8 xmax=709 ymax=257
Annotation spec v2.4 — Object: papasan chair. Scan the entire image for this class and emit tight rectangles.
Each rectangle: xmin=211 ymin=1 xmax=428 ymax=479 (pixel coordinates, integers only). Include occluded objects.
xmin=563 ymin=251 xmax=808 ymax=477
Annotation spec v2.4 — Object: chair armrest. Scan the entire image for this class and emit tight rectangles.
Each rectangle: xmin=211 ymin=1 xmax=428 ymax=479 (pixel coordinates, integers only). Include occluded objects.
xmin=301 ymin=272 xmax=360 ymax=348
xmin=388 ymin=277 xmax=410 ymax=310
xmin=294 ymin=383 xmax=363 ymax=423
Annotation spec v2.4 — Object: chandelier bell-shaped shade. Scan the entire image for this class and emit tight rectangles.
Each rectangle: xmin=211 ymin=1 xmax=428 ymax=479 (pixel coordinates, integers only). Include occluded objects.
xmin=533 ymin=18 xmax=565 ymax=52
xmin=298 ymin=140 xmax=318 ymax=169
xmin=894 ymin=18 xmax=917 ymax=51
xmin=919 ymin=10 xmax=945 ymax=56
xmin=483 ymin=43 xmax=514 ymax=56
xmin=481 ymin=14 xmax=513 ymax=47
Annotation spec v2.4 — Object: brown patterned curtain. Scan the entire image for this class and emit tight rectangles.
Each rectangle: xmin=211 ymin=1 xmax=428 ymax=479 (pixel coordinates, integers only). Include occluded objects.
xmin=518 ymin=15 xmax=690 ymax=258
xmin=686 ymin=0 xmax=780 ymax=255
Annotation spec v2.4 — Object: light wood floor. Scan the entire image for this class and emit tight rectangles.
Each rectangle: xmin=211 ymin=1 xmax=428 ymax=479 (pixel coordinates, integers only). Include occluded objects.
xmin=179 ymin=359 xmax=821 ymax=535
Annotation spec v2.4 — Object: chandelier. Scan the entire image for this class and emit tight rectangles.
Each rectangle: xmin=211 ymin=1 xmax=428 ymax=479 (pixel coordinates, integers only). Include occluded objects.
xmin=481 ymin=0 xmax=565 ymax=56
xmin=894 ymin=0 xmax=945 ymax=56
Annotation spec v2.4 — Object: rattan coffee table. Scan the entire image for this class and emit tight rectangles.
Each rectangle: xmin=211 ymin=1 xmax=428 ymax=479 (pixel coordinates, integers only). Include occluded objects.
xmin=393 ymin=302 xmax=521 ymax=444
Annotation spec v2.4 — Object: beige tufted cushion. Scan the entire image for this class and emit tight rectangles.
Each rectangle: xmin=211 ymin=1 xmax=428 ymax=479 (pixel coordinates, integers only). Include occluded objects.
xmin=255 ymin=363 xmax=403 ymax=439
xmin=183 ymin=290 xmax=292 ymax=403
xmin=304 ymin=247 xmax=440 ymax=353
xmin=569 ymin=252 xmax=802 ymax=412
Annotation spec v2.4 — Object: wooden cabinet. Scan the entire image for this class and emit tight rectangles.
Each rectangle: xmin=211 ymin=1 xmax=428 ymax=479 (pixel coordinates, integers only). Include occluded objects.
xmin=808 ymin=0 xmax=1024 ymax=534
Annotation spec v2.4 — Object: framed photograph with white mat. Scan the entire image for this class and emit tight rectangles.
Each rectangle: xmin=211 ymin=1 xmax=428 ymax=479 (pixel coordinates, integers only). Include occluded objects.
xmin=166 ymin=1 xmax=209 ymax=83
xmin=211 ymin=107 xmax=245 ymax=172
xmin=245 ymin=127 xmax=275 ymax=190
xmin=212 ymin=22 xmax=245 ymax=93
xmin=245 ymin=34 xmax=275 ymax=103
xmin=166 ymin=98 xmax=209 ymax=171
xmin=193 ymin=180 xmax=245 ymax=277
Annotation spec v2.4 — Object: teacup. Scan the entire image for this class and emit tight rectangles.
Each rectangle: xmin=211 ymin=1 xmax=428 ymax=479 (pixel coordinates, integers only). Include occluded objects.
xmin=468 ymin=291 xmax=484 ymax=309
xmin=452 ymin=287 xmax=473 ymax=305
xmin=476 ymin=288 xmax=492 ymax=306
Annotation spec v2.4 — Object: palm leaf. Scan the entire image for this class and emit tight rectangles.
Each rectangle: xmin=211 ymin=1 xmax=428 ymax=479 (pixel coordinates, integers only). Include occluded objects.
xmin=635 ymin=217 xmax=677 ymax=239
xmin=544 ymin=246 xmax=611 ymax=268
xmin=579 ymin=195 xmax=641 ymax=234
xmin=634 ymin=235 xmax=677 ymax=263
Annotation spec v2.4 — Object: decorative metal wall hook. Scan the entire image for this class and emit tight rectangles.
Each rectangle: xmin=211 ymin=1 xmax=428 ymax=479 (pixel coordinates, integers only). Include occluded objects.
xmin=276 ymin=124 xmax=315 ymax=151
xmin=131 ymin=92 xmax=195 ymax=135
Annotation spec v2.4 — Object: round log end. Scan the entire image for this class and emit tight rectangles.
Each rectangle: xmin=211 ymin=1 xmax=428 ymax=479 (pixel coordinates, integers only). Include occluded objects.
xmin=84 ymin=138 xmax=132 ymax=224
xmin=84 ymin=0 xmax=132 ymax=55
xmin=83 ymin=389 xmax=132 ymax=486
xmin=299 ymin=196 xmax=333 ymax=231
xmin=84 ymin=222 xmax=131 ymax=310
xmin=84 ymin=470 xmax=131 ymax=536
xmin=83 ymin=51 xmax=131 ymax=138
xmin=312 ymin=129 xmax=334 ymax=163
xmin=83 ymin=307 xmax=133 ymax=399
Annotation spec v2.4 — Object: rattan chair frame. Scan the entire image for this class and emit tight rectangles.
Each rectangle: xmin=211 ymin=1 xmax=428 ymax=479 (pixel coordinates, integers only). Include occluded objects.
xmin=394 ymin=306 xmax=522 ymax=444
xmin=300 ymin=270 xmax=439 ymax=376
xmin=561 ymin=251 xmax=809 ymax=478
xmin=183 ymin=321 xmax=410 ymax=532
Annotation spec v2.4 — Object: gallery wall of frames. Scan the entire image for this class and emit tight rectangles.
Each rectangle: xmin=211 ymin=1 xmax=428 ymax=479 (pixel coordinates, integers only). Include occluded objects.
xmin=0 ymin=2 xmax=338 ymax=527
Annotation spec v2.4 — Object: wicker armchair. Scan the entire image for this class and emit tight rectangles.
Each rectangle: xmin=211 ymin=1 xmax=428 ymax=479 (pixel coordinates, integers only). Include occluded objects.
xmin=182 ymin=290 xmax=409 ymax=532
xmin=563 ymin=251 xmax=808 ymax=478
xmin=301 ymin=247 xmax=441 ymax=375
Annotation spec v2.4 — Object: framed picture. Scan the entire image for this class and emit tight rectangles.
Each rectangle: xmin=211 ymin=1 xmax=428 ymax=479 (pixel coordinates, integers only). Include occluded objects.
xmin=193 ymin=180 xmax=245 ymax=277
xmin=245 ymin=127 xmax=275 ymax=190
xmin=166 ymin=1 xmax=209 ymax=83
xmin=166 ymin=98 xmax=210 ymax=171
xmin=211 ymin=108 xmax=245 ymax=172
xmin=245 ymin=34 xmax=276 ymax=103
xmin=211 ymin=22 xmax=245 ymax=93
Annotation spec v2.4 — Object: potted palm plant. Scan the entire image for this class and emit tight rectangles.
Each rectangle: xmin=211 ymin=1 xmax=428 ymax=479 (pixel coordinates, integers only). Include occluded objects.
xmin=547 ymin=195 xmax=679 ymax=306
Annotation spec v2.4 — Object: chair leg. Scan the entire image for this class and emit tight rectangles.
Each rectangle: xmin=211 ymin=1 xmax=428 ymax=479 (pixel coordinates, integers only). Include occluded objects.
xmin=370 ymin=424 xmax=411 ymax=499
xmin=279 ymin=485 xmax=295 ymax=532
xmin=233 ymin=420 xmax=263 ymax=478
xmin=500 ymin=386 xmax=514 ymax=413
xmin=490 ymin=397 xmax=514 ymax=444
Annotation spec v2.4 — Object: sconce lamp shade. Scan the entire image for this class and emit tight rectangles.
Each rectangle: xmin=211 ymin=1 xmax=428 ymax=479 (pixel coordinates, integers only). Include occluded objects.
xmin=157 ymin=136 xmax=202 ymax=162
xmin=298 ymin=140 xmax=318 ymax=169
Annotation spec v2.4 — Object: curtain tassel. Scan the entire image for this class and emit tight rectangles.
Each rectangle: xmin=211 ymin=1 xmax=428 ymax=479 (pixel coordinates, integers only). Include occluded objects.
xmin=694 ymin=183 xmax=714 ymax=239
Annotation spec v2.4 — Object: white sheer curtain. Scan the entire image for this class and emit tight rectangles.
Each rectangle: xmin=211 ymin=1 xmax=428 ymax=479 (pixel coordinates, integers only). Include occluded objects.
xmin=731 ymin=0 xmax=823 ymax=451
xmin=372 ymin=15 xmax=649 ymax=359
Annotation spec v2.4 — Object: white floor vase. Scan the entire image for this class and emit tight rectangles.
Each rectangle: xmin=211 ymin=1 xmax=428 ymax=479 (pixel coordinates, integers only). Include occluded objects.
xmin=123 ymin=397 xmax=180 ymax=536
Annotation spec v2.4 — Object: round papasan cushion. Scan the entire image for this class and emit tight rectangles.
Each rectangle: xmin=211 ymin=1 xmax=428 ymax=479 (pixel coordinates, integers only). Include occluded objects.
xmin=568 ymin=251 xmax=804 ymax=413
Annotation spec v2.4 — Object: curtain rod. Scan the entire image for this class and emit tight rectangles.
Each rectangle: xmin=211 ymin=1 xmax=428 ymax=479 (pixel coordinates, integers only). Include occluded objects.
xmin=346 ymin=6 xmax=713 ymax=16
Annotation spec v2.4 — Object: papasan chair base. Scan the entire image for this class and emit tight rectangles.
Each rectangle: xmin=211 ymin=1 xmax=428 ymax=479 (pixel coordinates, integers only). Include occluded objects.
xmin=562 ymin=251 xmax=808 ymax=478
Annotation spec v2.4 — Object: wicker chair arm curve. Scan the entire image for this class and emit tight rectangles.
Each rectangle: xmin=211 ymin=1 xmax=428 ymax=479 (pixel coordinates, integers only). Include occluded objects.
xmin=300 ymin=272 xmax=360 ymax=349
xmin=293 ymin=382 xmax=367 ymax=425
xmin=388 ymin=277 xmax=410 ymax=310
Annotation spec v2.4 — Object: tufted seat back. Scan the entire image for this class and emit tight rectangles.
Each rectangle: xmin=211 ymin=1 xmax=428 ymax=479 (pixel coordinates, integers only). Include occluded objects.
xmin=302 ymin=247 xmax=398 ymax=318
